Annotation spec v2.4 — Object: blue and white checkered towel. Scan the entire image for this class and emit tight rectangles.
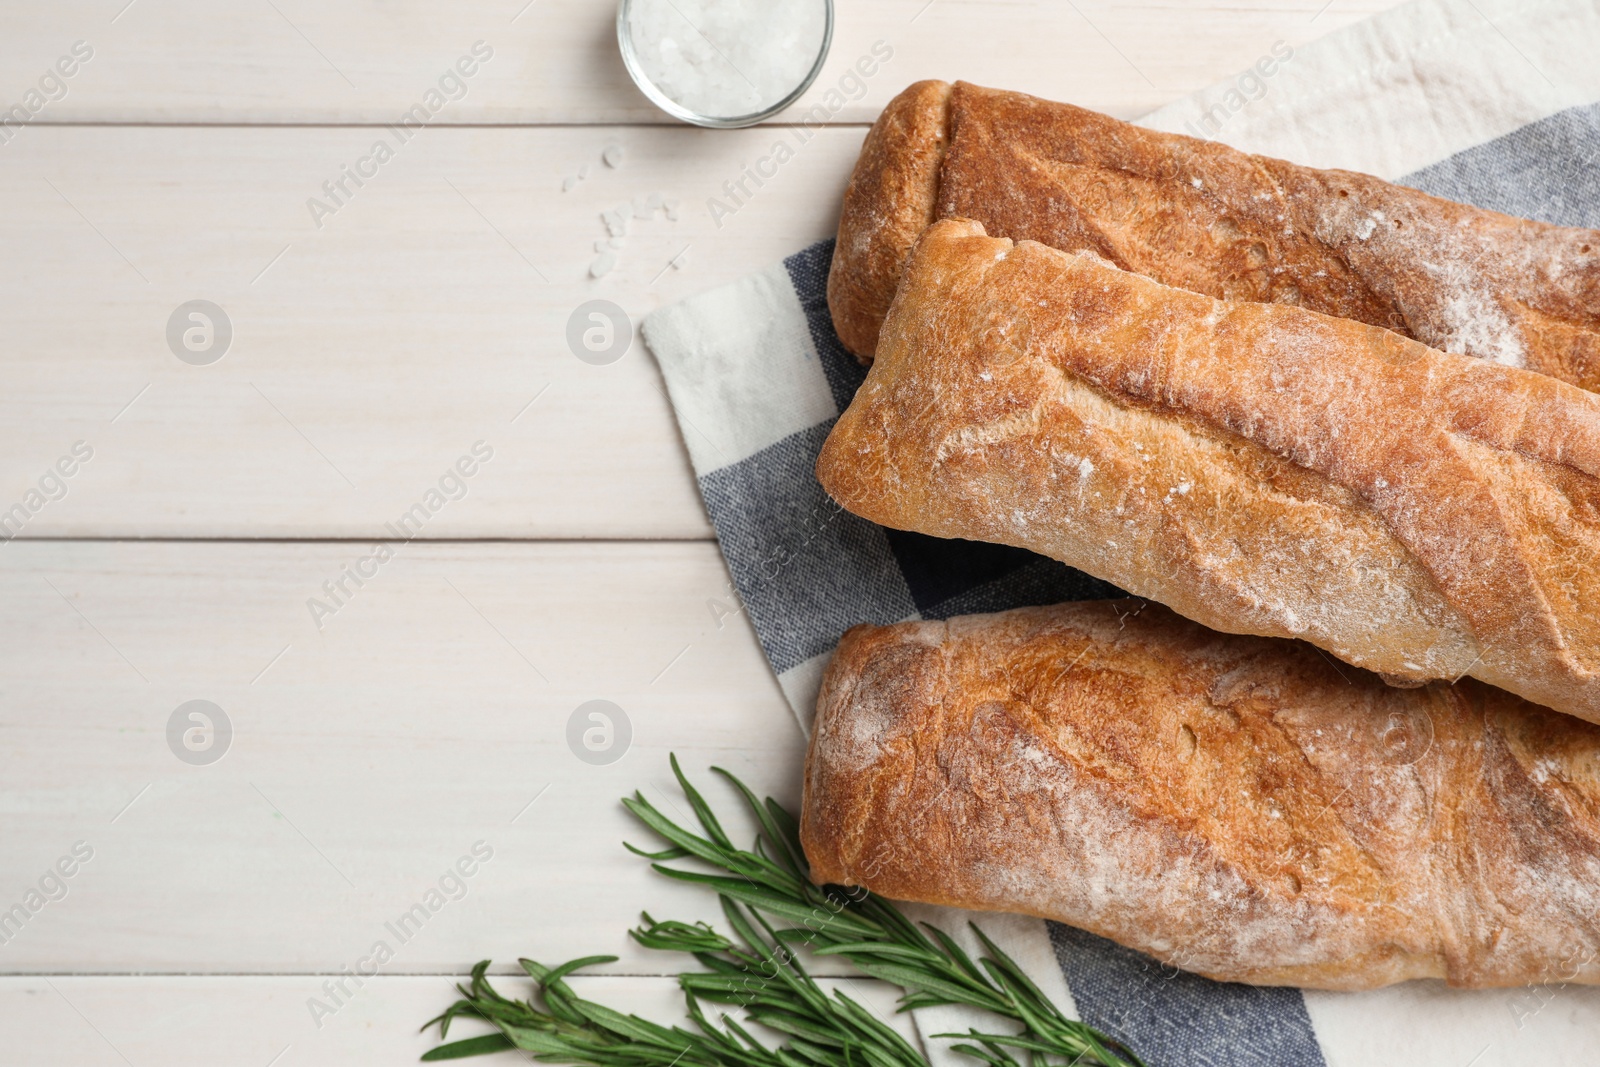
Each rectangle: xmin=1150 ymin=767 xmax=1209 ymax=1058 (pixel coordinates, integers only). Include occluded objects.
xmin=642 ymin=1 xmax=1600 ymax=1063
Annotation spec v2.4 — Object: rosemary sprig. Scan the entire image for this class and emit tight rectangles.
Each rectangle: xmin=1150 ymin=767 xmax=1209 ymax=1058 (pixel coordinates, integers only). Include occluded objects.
xmin=420 ymin=757 xmax=1141 ymax=1067
xmin=623 ymin=757 xmax=1140 ymax=1067
xmin=421 ymin=898 xmax=926 ymax=1067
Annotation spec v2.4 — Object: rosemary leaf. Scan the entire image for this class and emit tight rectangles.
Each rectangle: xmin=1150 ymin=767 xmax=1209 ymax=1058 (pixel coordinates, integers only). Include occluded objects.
xmin=420 ymin=1033 xmax=517 ymax=1061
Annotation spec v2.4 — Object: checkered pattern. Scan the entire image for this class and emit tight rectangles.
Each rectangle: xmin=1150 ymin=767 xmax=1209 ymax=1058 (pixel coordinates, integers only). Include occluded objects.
xmin=641 ymin=1 xmax=1600 ymax=1063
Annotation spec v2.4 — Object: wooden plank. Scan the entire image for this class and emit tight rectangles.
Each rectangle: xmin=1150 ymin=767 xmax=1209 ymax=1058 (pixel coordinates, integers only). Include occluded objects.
xmin=0 ymin=1 xmax=1407 ymax=126
xmin=1305 ymin=984 xmax=1600 ymax=1067
xmin=0 ymin=974 xmax=920 ymax=1066
xmin=0 ymin=540 xmax=809 ymax=973
xmin=10 ymin=971 xmax=1600 ymax=1067
xmin=0 ymin=124 xmax=868 ymax=540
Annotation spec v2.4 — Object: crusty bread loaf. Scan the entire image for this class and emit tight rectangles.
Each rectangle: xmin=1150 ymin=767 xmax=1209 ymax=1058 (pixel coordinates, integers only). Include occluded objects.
xmin=815 ymin=218 xmax=1600 ymax=724
xmin=801 ymin=600 xmax=1600 ymax=990
xmin=827 ymin=80 xmax=1600 ymax=392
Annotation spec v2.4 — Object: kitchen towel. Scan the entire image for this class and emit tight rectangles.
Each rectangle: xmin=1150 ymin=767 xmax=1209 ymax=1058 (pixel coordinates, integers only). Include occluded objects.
xmin=640 ymin=0 xmax=1600 ymax=1064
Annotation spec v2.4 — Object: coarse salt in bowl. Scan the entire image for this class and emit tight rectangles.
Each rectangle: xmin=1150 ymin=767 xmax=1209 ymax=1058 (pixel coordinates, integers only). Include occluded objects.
xmin=617 ymin=0 xmax=834 ymax=128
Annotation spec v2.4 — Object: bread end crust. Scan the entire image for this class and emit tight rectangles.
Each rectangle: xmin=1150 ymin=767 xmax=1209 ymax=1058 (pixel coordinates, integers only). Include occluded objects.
xmin=827 ymin=80 xmax=951 ymax=363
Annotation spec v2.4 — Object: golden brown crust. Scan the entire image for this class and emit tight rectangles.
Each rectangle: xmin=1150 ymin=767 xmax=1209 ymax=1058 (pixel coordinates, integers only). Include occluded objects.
xmin=816 ymin=218 xmax=1600 ymax=724
xmin=827 ymin=80 xmax=951 ymax=362
xmin=801 ymin=600 xmax=1600 ymax=989
xmin=831 ymin=81 xmax=1600 ymax=389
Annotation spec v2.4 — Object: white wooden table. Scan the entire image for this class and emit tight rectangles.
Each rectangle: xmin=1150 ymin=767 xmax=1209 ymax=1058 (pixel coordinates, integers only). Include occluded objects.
xmin=0 ymin=2 xmax=1406 ymax=1062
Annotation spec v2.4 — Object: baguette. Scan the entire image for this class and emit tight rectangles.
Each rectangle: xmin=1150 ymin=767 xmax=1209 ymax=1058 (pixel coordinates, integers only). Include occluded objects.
xmin=815 ymin=218 xmax=1600 ymax=724
xmin=801 ymin=600 xmax=1600 ymax=990
xmin=827 ymin=80 xmax=1600 ymax=393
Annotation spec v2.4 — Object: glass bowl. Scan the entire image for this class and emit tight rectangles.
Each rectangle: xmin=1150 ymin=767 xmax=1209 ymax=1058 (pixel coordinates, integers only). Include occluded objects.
xmin=617 ymin=0 xmax=834 ymax=129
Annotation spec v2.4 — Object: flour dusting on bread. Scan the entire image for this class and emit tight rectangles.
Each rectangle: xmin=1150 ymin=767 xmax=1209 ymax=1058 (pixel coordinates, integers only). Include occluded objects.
xmin=802 ymin=602 xmax=1600 ymax=989
xmin=816 ymin=218 xmax=1600 ymax=724
xmin=830 ymin=81 xmax=1600 ymax=392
